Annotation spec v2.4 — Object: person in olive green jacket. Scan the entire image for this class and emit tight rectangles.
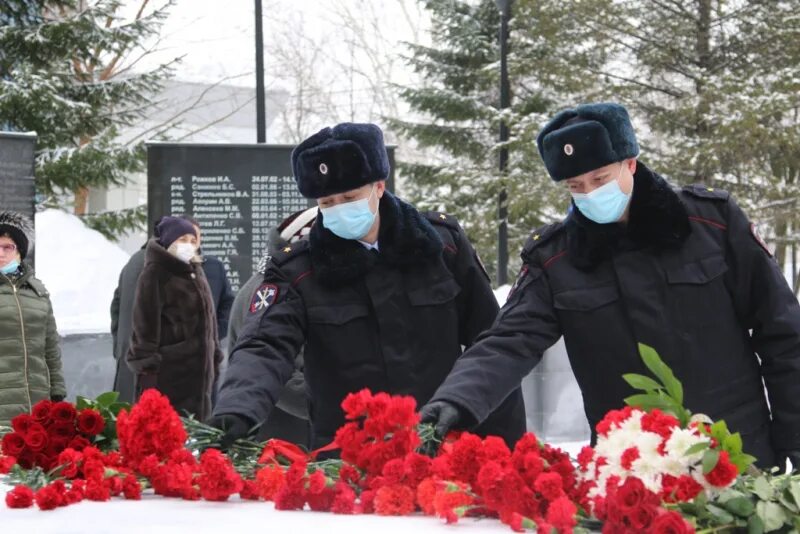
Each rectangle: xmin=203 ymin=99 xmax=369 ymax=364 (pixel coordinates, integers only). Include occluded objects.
xmin=0 ymin=211 xmax=66 ymax=427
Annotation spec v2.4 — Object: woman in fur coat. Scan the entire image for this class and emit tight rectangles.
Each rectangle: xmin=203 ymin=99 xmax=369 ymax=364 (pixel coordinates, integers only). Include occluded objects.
xmin=126 ymin=216 xmax=223 ymax=420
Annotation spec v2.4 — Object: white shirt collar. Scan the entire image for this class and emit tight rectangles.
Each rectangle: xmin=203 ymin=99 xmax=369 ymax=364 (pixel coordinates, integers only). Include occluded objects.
xmin=357 ymin=239 xmax=379 ymax=251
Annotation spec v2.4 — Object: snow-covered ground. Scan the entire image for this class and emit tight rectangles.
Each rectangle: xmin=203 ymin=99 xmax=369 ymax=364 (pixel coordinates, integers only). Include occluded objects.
xmin=35 ymin=209 xmax=130 ymax=335
xmin=0 ymin=484 xmax=511 ymax=532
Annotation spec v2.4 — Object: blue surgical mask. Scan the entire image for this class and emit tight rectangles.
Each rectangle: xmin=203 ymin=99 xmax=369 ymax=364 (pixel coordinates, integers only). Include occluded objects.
xmin=320 ymin=186 xmax=378 ymax=240
xmin=570 ymin=165 xmax=631 ymax=224
xmin=1 ymin=259 xmax=20 ymax=275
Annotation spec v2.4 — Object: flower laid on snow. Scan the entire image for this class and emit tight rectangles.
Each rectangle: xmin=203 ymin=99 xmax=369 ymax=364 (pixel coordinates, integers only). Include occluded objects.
xmin=3 ymin=347 xmax=800 ymax=533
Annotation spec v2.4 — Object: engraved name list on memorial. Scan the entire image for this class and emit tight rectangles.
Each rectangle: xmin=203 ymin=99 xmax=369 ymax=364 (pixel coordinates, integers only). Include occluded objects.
xmin=167 ymin=173 xmax=307 ymax=293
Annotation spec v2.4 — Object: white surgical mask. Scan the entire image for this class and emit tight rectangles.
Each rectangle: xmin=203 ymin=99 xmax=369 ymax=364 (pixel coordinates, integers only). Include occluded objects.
xmin=171 ymin=242 xmax=197 ymax=263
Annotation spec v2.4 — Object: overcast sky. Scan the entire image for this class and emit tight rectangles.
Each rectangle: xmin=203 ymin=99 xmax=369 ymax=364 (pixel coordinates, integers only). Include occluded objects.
xmin=135 ymin=0 xmax=429 ymax=90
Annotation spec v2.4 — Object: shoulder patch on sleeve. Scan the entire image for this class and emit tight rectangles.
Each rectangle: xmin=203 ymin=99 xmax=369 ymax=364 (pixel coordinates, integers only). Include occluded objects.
xmin=249 ymin=283 xmax=280 ymax=315
xmin=682 ymin=184 xmax=730 ymax=201
xmin=522 ymin=222 xmax=563 ymax=255
xmin=268 ymin=239 xmax=310 ymax=267
xmin=424 ymin=211 xmax=460 ymax=231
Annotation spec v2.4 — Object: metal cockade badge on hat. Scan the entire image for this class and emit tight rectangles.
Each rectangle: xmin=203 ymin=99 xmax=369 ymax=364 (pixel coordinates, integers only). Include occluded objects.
xmin=563 ymin=144 xmax=574 ymax=156
xmin=319 ymin=163 xmax=329 ymax=175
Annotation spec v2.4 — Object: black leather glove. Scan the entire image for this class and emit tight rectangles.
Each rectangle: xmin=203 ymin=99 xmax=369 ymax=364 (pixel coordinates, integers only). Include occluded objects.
xmin=419 ymin=400 xmax=461 ymax=456
xmin=778 ymin=451 xmax=800 ymax=474
xmin=206 ymin=413 xmax=253 ymax=450
xmin=50 ymin=395 xmax=65 ymax=402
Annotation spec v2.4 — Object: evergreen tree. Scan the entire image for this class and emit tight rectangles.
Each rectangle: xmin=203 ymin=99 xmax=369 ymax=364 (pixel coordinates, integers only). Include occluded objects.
xmin=0 ymin=0 xmax=175 ymax=238
xmin=390 ymin=0 xmax=607 ymax=281
xmin=580 ymin=0 xmax=800 ymax=286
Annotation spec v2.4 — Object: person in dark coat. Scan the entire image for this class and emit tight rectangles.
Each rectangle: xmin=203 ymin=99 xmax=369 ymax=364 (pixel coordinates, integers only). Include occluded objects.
xmin=126 ymin=216 xmax=223 ymax=420
xmin=225 ymin=207 xmax=317 ymax=446
xmin=209 ymin=122 xmax=526 ymax=449
xmin=110 ymin=247 xmax=145 ymax=404
xmin=421 ymin=103 xmax=800 ymax=470
xmin=182 ymin=217 xmax=235 ymax=339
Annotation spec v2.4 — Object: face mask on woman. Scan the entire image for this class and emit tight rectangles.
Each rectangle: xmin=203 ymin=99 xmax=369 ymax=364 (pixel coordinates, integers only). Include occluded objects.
xmin=0 ymin=259 xmax=20 ymax=275
xmin=170 ymin=242 xmax=197 ymax=263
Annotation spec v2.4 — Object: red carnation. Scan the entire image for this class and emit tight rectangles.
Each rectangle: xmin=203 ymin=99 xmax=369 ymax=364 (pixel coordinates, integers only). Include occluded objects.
xmin=1 ymin=432 xmax=25 ymax=457
xmin=5 ymin=485 xmax=35 ymax=508
xmin=0 ymin=455 xmax=16 ymax=474
xmin=31 ymin=400 xmax=53 ymax=424
xmin=106 ymin=476 xmax=124 ymax=497
xmin=122 ymin=475 xmax=142 ymax=500
xmin=116 ymin=390 xmax=187 ymax=469
xmin=676 ymin=476 xmax=703 ymax=501
xmin=359 ymin=489 xmax=376 ymax=514
xmin=34 ymin=483 xmax=64 ymax=510
xmin=86 ymin=479 xmax=111 ymax=501
xmin=341 ymin=388 xmax=372 ymax=419
xmin=705 ymin=450 xmax=738 ymax=487
xmin=64 ymin=486 xmax=84 ymax=505
xmin=545 ymin=496 xmax=577 ymax=533
xmin=196 ymin=449 xmax=244 ymax=502
xmin=76 ymin=409 xmax=105 ymax=436
xmin=239 ymin=480 xmax=260 ymax=501
xmin=620 ymin=446 xmax=641 ymax=470
xmin=51 ymin=401 xmax=77 ymax=424
xmin=651 ymin=510 xmax=694 ymax=533
xmin=273 ymin=461 xmax=307 ymax=510
xmin=255 ymin=464 xmax=285 ymax=500
xmin=10 ymin=414 xmax=34 ymax=434
xmin=24 ymin=424 xmax=49 ymax=452
xmin=374 ymin=484 xmax=415 ymax=516
xmin=331 ymin=481 xmax=357 ymax=514
xmin=641 ymin=409 xmax=679 ymax=440
xmin=416 ymin=477 xmax=439 ymax=515
xmin=577 ymin=446 xmax=594 ymax=472
xmin=56 ymin=448 xmax=83 ymax=479
xmin=433 ymin=485 xmax=474 ymax=523
xmin=534 ymin=471 xmax=564 ymax=501
xmin=307 ymin=485 xmax=336 ymax=512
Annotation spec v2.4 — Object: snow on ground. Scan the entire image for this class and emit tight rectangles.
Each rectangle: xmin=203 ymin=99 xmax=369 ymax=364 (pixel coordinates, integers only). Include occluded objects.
xmin=35 ymin=209 xmax=130 ymax=335
xmin=0 ymin=482 xmax=513 ymax=532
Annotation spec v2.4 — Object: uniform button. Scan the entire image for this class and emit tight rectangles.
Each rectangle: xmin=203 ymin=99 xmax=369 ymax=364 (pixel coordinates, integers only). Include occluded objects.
xmin=707 ymin=187 xmax=714 ymax=192
xmin=564 ymin=144 xmax=574 ymax=156
xmin=319 ymin=163 xmax=329 ymax=174
xmin=191 ymin=273 xmax=196 ymax=279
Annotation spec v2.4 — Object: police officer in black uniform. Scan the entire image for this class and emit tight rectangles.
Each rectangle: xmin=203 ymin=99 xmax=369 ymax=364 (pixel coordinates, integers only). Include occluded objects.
xmin=209 ymin=122 xmax=526 ymax=449
xmin=421 ymin=103 xmax=800 ymax=469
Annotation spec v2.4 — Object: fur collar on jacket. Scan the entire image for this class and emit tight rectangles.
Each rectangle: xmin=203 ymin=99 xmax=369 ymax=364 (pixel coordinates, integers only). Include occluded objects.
xmin=144 ymin=238 xmax=198 ymax=275
xmin=566 ymin=162 xmax=691 ymax=270
xmin=309 ymin=191 xmax=443 ymax=286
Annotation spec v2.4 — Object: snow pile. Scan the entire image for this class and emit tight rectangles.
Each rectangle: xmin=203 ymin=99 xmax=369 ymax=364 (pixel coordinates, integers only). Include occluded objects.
xmin=35 ymin=209 xmax=130 ymax=335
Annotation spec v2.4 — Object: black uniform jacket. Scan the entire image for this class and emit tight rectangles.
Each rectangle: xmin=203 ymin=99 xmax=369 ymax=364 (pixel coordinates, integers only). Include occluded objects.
xmin=432 ymin=163 xmax=800 ymax=467
xmin=214 ymin=192 xmax=526 ymax=448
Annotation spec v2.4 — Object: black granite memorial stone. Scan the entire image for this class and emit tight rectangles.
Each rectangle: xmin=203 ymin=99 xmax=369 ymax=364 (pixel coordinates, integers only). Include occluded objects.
xmin=0 ymin=131 xmax=36 ymax=220
xmin=147 ymin=143 xmax=395 ymax=292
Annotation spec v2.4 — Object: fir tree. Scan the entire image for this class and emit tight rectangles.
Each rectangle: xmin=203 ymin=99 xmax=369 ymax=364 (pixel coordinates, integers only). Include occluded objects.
xmin=581 ymin=0 xmax=800 ymax=286
xmin=390 ymin=0 xmax=606 ymax=281
xmin=0 ymin=0 xmax=176 ymax=238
